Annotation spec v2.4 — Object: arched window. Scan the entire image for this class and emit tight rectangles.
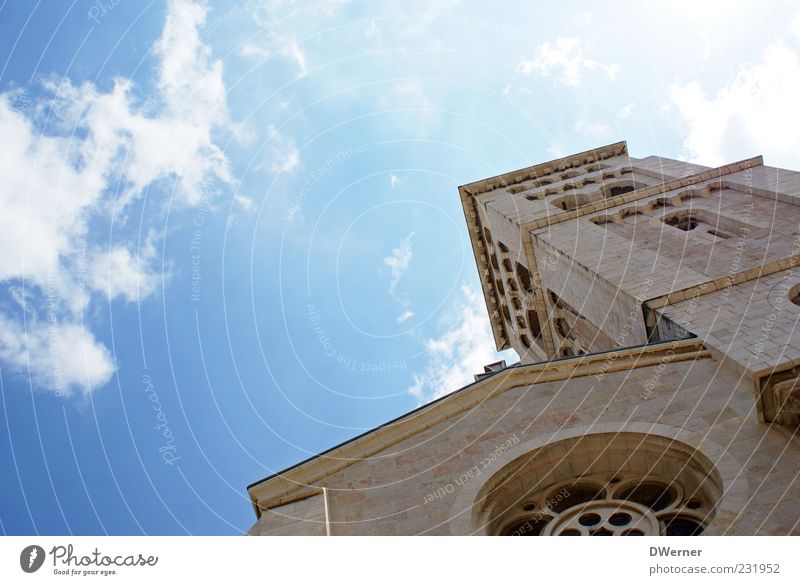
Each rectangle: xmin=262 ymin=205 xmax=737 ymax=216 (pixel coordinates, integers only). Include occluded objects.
xmin=516 ymin=262 xmax=533 ymax=294
xmin=527 ymin=310 xmax=542 ymax=338
xmin=664 ymin=211 xmax=698 ymax=231
xmin=473 ymin=432 xmax=721 ymax=537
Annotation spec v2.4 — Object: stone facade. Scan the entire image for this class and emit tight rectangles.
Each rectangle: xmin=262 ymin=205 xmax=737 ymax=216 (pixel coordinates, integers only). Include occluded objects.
xmin=248 ymin=142 xmax=800 ymax=536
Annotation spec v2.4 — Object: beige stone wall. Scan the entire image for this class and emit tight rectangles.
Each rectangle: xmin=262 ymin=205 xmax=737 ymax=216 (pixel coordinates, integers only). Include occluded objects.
xmin=249 ymin=492 xmax=327 ymax=536
xmin=251 ymin=354 xmax=800 ymax=535
xmin=659 ymin=267 xmax=800 ymax=375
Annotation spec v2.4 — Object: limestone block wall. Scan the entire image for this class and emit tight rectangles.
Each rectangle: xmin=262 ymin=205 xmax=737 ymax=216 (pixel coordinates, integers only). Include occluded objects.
xmin=533 ymin=232 xmax=649 ymax=351
xmin=249 ymin=491 xmax=326 ymax=536
xmin=659 ymin=268 xmax=800 ymax=375
xmin=250 ymin=354 xmax=800 ymax=535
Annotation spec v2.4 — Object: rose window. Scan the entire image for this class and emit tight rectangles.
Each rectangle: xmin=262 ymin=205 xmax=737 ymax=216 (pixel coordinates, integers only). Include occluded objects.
xmin=473 ymin=433 xmax=721 ymax=536
xmin=501 ymin=474 xmax=707 ymax=536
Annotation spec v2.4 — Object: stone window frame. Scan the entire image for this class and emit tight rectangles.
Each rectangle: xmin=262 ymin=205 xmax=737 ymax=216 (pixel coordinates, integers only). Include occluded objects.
xmin=446 ymin=425 xmax=747 ymax=536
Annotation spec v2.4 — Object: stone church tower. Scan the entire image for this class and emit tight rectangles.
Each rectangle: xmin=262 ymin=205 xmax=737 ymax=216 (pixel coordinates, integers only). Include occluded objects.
xmin=248 ymin=141 xmax=800 ymax=536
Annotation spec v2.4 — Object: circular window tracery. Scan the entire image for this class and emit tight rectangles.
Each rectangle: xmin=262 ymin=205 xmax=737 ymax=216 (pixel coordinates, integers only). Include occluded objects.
xmin=499 ymin=473 xmax=707 ymax=536
xmin=474 ymin=432 xmax=721 ymax=537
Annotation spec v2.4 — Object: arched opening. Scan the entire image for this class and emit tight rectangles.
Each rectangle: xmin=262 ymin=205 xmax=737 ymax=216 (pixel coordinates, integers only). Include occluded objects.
xmin=527 ymin=310 xmax=542 ymax=338
xmin=472 ymin=432 xmax=721 ymax=536
xmin=516 ymin=262 xmax=533 ymax=294
xmin=608 ymin=184 xmax=635 ymax=197
xmin=664 ymin=211 xmax=698 ymax=231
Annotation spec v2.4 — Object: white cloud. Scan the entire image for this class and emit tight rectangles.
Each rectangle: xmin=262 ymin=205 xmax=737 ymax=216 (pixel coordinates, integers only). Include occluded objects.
xmin=670 ymin=44 xmax=800 ymax=168
xmin=519 ymin=37 xmax=619 ymax=86
xmin=365 ymin=19 xmax=381 ymax=40
xmin=793 ymin=12 xmax=800 ymax=38
xmin=389 ymin=174 xmax=399 ymax=188
xmin=234 ymin=194 xmax=255 ymax=213
xmin=237 ymin=32 xmax=307 ymax=77
xmin=408 ymin=284 xmax=517 ymax=403
xmin=383 ymin=231 xmax=416 ymax=323
xmin=397 ymin=310 xmax=415 ymax=323
xmin=264 ymin=125 xmax=300 ymax=173
xmin=617 ymin=102 xmax=636 ymax=118
xmin=282 ymin=37 xmax=308 ymax=76
xmin=0 ymin=315 xmax=115 ymax=395
xmin=238 ymin=43 xmax=270 ymax=60
xmin=88 ymin=235 xmax=160 ymax=303
xmin=0 ymin=0 xmax=232 ymax=395
xmin=241 ymin=0 xmax=354 ymax=74
xmin=383 ymin=231 xmax=414 ymax=297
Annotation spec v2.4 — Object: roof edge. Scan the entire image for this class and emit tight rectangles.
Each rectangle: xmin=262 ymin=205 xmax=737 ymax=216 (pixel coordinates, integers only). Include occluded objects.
xmin=247 ymin=336 xmax=706 ymax=517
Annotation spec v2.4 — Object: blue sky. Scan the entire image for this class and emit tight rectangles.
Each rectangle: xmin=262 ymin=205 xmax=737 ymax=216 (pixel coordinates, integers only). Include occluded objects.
xmin=1 ymin=0 xmax=799 ymax=535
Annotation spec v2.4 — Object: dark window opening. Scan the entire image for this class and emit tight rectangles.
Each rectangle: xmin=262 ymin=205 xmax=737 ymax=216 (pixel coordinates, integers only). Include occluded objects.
xmin=664 ymin=213 xmax=698 ymax=231
xmin=527 ymin=310 xmax=542 ymax=338
xmin=516 ymin=262 xmax=533 ymax=293
xmin=608 ymin=185 xmax=635 ymax=197
xmin=650 ymin=198 xmax=673 ymax=210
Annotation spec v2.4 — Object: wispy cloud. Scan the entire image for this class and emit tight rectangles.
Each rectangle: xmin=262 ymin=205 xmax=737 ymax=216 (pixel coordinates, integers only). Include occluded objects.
xmin=397 ymin=310 xmax=415 ymax=323
xmin=383 ymin=231 xmax=414 ymax=298
xmin=264 ymin=124 xmax=300 ymax=173
xmin=234 ymin=194 xmax=255 ymax=213
xmin=389 ymin=174 xmax=399 ymax=188
xmin=408 ymin=284 xmax=517 ymax=404
xmin=383 ymin=231 xmax=416 ymax=322
xmin=0 ymin=0 xmax=232 ymax=395
xmin=617 ymin=102 xmax=637 ymax=118
xmin=519 ymin=37 xmax=619 ymax=86
xmin=237 ymin=33 xmax=307 ymax=76
xmin=365 ymin=19 xmax=381 ymax=40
